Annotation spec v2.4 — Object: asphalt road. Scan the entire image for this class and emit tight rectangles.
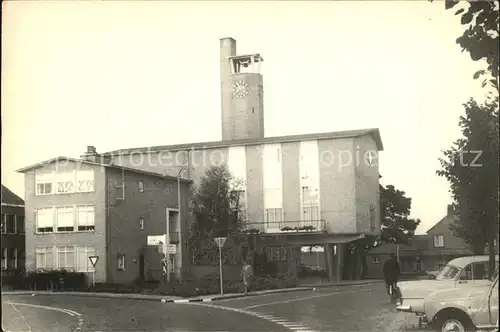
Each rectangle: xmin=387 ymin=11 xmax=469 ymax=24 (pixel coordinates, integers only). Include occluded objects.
xmin=2 ymin=283 xmax=420 ymax=332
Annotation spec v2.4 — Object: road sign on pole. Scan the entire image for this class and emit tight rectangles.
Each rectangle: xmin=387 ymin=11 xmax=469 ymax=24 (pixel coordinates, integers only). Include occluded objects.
xmin=214 ymin=237 xmax=227 ymax=248
xmin=89 ymin=256 xmax=99 ymax=267
xmin=214 ymin=237 xmax=227 ymax=295
xmin=88 ymin=256 xmax=99 ymax=287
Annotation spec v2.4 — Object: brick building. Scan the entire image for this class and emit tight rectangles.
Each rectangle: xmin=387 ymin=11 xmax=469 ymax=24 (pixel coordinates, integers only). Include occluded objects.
xmin=1 ymin=184 xmax=26 ymax=279
xmin=366 ymin=204 xmax=498 ymax=278
xmin=17 ymin=153 xmax=191 ymax=284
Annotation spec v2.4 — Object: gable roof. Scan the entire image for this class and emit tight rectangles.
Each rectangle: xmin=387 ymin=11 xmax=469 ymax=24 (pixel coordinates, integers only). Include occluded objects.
xmin=368 ymin=235 xmax=429 ymax=254
xmin=425 ymin=213 xmax=457 ymax=234
xmin=1 ymin=185 xmax=24 ymax=206
xmin=103 ymin=128 xmax=384 ymax=156
xmin=15 ymin=157 xmax=192 ymax=184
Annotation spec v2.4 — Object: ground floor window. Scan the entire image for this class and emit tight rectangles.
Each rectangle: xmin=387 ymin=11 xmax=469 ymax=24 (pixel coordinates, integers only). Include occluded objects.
xmin=77 ymin=246 xmax=96 ymax=272
xmin=117 ymin=254 xmax=126 ymax=271
xmin=36 ymin=247 xmax=54 ymax=269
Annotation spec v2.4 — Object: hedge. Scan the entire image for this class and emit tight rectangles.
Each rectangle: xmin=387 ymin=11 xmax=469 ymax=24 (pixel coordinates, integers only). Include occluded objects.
xmin=2 ymin=270 xmax=88 ymax=291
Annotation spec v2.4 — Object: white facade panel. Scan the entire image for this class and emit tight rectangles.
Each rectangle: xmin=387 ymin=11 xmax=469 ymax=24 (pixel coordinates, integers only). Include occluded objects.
xmin=262 ymin=144 xmax=283 ymax=209
xmin=299 ymin=140 xmax=322 ymax=228
xmin=227 ymin=146 xmax=247 ymax=188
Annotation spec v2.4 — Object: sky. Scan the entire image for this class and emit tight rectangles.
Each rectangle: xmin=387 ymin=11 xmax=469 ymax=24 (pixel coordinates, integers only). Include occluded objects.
xmin=1 ymin=1 xmax=492 ymax=234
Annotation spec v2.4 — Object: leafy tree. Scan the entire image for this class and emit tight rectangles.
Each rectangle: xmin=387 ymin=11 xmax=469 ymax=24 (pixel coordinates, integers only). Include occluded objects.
xmin=189 ymin=165 xmax=246 ymax=265
xmin=437 ymin=98 xmax=499 ymax=262
xmin=380 ymin=185 xmax=421 ymax=245
xmin=436 ymin=0 xmax=499 ymax=91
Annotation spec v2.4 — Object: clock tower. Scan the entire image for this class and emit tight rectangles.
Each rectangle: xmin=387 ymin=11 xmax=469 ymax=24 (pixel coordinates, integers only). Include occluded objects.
xmin=220 ymin=37 xmax=264 ymax=141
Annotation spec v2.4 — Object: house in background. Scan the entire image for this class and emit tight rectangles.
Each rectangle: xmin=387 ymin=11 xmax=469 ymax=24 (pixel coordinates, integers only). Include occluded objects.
xmin=16 ymin=152 xmax=191 ymax=285
xmin=365 ymin=204 xmax=498 ymax=278
xmin=1 ymin=184 xmax=26 ymax=281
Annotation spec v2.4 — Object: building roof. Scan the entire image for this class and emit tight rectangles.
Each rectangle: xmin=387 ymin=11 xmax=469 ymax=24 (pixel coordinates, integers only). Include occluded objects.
xmin=102 ymin=128 xmax=384 ymax=156
xmin=1 ymin=185 xmax=24 ymax=206
xmin=15 ymin=157 xmax=192 ymax=184
xmin=368 ymin=235 xmax=429 ymax=254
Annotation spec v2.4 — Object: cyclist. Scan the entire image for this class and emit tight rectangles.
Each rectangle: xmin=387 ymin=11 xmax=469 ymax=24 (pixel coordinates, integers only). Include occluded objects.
xmin=383 ymin=253 xmax=401 ymax=301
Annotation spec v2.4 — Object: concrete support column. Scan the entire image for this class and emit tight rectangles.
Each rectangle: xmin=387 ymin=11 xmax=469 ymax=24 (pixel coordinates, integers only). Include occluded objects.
xmin=324 ymin=243 xmax=335 ymax=282
xmin=335 ymin=243 xmax=347 ymax=282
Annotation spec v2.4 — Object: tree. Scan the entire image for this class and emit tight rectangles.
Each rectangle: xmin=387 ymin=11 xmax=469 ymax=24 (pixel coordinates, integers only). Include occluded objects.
xmin=380 ymin=185 xmax=421 ymax=246
xmin=189 ymin=165 xmax=246 ymax=265
xmin=436 ymin=0 xmax=499 ymax=92
xmin=437 ymin=98 xmax=499 ymax=268
xmin=343 ymin=184 xmax=420 ymax=280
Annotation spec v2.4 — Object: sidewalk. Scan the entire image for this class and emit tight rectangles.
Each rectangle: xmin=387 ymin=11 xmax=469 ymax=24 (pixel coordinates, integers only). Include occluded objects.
xmin=2 ymin=279 xmax=383 ymax=303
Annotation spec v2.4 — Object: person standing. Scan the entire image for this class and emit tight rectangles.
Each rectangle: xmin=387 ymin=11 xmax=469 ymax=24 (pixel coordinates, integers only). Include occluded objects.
xmin=241 ymin=260 xmax=253 ymax=296
xmin=383 ymin=253 xmax=401 ymax=298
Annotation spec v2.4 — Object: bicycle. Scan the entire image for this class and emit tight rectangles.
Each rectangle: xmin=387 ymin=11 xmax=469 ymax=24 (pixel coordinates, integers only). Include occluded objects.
xmin=387 ymin=280 xmax=400 ymax=304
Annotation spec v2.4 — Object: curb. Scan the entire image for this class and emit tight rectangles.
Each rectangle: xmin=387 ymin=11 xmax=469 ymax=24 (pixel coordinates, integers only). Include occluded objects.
xmin=300 ymin=280 xmax=384 ymax=288
xmin=2 ymin=287 xmax=314 ymax=303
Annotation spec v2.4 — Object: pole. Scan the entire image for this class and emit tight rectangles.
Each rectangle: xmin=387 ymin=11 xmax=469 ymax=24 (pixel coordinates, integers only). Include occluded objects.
xmin=92 ymin=270 xmax=95 ymax=287
xmin=219 ymin=245 xmax=224 ymax=295
xmin=177 ymin=172 xmax=181 ymax=280
xmin=396 ymin=244 xmax=400 ymax=263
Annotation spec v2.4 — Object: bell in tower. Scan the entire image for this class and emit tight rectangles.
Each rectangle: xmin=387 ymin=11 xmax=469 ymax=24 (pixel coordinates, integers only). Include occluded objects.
xmin=220 ymin=38 xmax=265 ymax=141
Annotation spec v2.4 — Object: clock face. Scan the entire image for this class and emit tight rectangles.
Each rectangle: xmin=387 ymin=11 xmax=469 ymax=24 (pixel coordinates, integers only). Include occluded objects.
xmin=232 ymin=80 xmax=249 ymax=99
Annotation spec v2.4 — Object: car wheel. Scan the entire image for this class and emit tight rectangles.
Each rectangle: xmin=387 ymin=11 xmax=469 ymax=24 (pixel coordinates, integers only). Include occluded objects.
xmin=436 ymin=316 xmax=474 ymax=332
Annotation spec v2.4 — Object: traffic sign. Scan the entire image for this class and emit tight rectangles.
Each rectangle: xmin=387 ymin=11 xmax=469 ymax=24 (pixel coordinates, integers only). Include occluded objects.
xmin=148 ymin=234 xmax=166 ymax=245
xmin=214 ymin=237 xmax=227 ymax=248
xmin=89 ymin=256 xmax=99 ymax=267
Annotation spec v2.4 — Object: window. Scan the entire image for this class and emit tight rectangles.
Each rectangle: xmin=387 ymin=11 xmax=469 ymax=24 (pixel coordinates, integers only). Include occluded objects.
xmin=265 ymin=208 xmax=283 ymax=227
xmin=1 ymin=214 xmax=5 ymax=234
xmin=434 ymin=235 xmax=444 ymax=248
xmin=436 ymin=264 xmax=460 ymax=280
xmin=372 ymin=256 xmax=381 ymax=264
xmin=6 ymin=215 xmax=16 ymax=234
xmin=267 ymin=246 xmax=289 ymax=261
xmin=413 ymin=261 xmax=422 ymax=272
xmin=77 ymin=246 xmax=96 ymax=272
xmin=19 ymin=250 xmax=26 ymax=269
xmin=139 ymin=217 xmax=145 ymax=230
xmin=76 ymin=170 xmax=95 ymax=193
xmin=139 ymin=180 xmax=144 ymax=193
xmin=8 ymin=248 xmax=17 ymax=269
xmin=117 ymin=254 xmax=126 ymax=271
xmin=57 ymin=246 xmax=75 ymax=270
xmin=36 ymin=247 xmax=54 ymax=269
xmin=77 ymin=205 xmax=95 ymax=231
xmin=56 ymin=207 xmax=74 ymax=232
xmin=1 ymin=248 xmax=6 ymax=270
xmin=56 ymin=172 xmax=75 ymax=194
xmin=17 ymin=215 xmax=25 ymax=234
xmin=302 ymin=186 xmax=319 ymax=222
xmin=35 ymin=172 xmax=54 ymax=195
xmin=36 ymin=208 xmax=54 ymax=233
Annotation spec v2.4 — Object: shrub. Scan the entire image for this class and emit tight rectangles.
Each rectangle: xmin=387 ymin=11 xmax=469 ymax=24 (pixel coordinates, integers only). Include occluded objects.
xmin=24 ymin=270 xmax=87 ymax=291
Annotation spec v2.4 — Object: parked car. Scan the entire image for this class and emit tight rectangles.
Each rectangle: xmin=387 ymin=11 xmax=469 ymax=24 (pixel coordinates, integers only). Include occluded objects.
xmin=396 ymin=255 xmax=499 ymax=320
xmin=423 ymin=271 xmax=498 ymax=331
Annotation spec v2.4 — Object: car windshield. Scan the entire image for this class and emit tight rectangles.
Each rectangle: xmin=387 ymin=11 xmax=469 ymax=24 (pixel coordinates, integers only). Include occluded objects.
xmin=436 ymin=264 xmax=461 ymax=280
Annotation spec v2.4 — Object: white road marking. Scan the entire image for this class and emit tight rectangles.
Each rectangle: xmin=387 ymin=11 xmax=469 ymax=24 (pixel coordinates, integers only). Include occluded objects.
xmin=5 ymin=302 xmax=84 ymax=332
xmin=188 ymin=302 xmax=319 ymax=332
xmin=6 ymin=301 xmax=33 ymax=332
xmin=244 ymin=288 xmax=372 ymax=309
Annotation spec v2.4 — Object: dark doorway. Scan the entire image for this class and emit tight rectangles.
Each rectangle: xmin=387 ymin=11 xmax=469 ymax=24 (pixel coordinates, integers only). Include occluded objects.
xmin=139 ymin=253 xmax=145 ymax=281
